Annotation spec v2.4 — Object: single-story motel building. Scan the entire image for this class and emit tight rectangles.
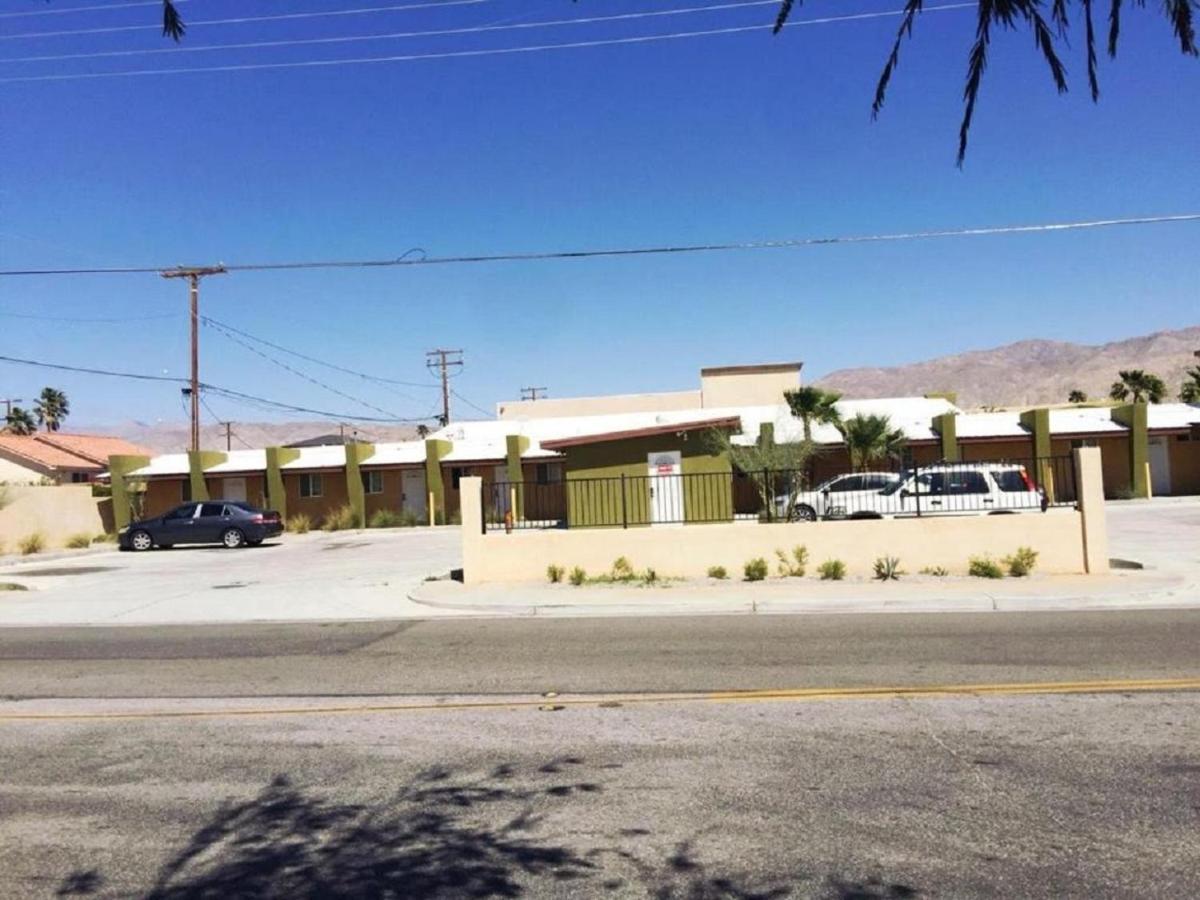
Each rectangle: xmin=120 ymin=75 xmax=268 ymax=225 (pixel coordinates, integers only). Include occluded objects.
xmin=105 ymin=363 xmax=1200 ymax=530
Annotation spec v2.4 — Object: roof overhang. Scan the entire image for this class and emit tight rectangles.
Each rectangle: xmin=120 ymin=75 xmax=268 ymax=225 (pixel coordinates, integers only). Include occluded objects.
xmin=540 ymin=416 xmax=742 ymax=451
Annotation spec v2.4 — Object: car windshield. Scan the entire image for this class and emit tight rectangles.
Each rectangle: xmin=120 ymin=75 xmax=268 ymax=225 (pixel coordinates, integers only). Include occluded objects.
xmin=879 ymin=475 xmax=912 ymax=496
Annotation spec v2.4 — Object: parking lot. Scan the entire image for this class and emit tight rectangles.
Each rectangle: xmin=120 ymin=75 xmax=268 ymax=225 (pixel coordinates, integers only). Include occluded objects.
xmin=0 ymin=528 xmax=461 ymax=627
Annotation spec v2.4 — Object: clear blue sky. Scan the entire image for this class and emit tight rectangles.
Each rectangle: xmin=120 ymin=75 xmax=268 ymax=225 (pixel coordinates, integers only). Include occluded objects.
xmin=1 ymin=0 xmax=1197 ymax=429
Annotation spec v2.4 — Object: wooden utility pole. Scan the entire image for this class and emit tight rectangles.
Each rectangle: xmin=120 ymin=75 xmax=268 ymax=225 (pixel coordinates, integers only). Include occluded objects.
xmin=520 ymin=386 xmax=548 ymax=402
xmin=160 ymin=266 xmax=226 ymax=452
xmin=425 ymin=349 xmax=463 ymax=426
xmin=1 ymin=397 xmax=22 ymax=418
xmin=221 ymin=421 xmax=233 ymax=451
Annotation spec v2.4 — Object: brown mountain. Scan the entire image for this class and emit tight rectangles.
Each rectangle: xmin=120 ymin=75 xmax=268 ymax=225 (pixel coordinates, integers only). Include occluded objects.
xmin=814 ymin=326 xmax=1200 ymax=409
xmin=80 ymin=421 xmax=420 ymax=455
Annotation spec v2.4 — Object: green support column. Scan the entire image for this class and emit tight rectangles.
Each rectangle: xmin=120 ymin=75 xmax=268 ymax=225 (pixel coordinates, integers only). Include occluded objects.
xmin=934 ymin=412 xmax=959 ymax=462
xmin=424 ymin=438 xmax=452 ymax=525
xmin=187 ymin=450 xmax=226 ymax=502
xmin=1111 ymin=402 xmax=1150 ymax=498
xmin=108 ymin=454 xmax=151 ymax=531
xmin=505 ymin=434 xmax=530 ymax=519
xmin=265 ymin=447 xmax=300 ymax=519
xmin=1019 ymin=408 xmax=1054 ymax=501
xmin=344 ymin=442 xmax=376 ymax=529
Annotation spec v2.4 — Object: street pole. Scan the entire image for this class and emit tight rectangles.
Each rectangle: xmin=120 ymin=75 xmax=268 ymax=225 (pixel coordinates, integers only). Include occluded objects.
xmin=425 ymin=349 xmax=463 ymax=426
xmin=160 ymin=266 xmax=226 ymax=452
xmin=222 ymin=421 xmax=232 ymax=451
xmin=1 ymin=398 xmax=23 ymax=418
xmin=520 ymin=387 xmax=548 ymax=402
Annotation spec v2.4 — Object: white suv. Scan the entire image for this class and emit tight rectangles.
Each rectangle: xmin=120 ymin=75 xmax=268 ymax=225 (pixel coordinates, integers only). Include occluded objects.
xmin=776 ymin=471 xmax=901 ymax=522
xmin=837 ymin=462 xmax=1046 ymax=518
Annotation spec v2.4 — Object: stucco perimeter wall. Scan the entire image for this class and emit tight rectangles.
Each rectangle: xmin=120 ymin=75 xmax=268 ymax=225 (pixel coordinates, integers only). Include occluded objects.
xmin=0 ymin=485 xmax=109 ymax=552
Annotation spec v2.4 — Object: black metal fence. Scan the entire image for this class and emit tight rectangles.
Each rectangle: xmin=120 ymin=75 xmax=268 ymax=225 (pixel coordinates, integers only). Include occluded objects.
xmin=482 ymin=455 xmax=1076 ymax=531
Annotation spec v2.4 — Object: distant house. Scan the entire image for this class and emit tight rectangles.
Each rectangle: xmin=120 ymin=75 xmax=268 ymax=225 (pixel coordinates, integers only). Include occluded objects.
xmin=0 ymin=433 xmax=152 ymax=485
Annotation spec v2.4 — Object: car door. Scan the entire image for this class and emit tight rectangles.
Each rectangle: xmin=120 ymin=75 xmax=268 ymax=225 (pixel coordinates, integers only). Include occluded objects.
xmin=157 ymin=504 xmax=199 ymax=544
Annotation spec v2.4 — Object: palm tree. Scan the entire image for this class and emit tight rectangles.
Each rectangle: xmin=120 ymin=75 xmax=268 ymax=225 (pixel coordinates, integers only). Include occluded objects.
xmin=1181 ymin=367 xmax=1200 ymax=404
xmin=1109 ymin=370 xmax=1167 ymax=404
xmin=4 ymin=407 xmax=36 ymax=436
xmin=784 ymin=387 xmax=842 ymax=442
xmin=1067 ymin=390 xmax=1088 ymax=404
xmin=34 ymin=387 xmax=70 ymax=432
xmin=415 ymin=424 xmax=431 ymax=439
xmin=837 ymin=413 xmax=907 ymax=471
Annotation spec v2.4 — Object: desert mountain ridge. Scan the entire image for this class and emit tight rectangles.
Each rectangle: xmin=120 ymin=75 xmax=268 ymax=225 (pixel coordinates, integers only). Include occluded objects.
xmin=814 ymin=326 xmax=1200 ymax=409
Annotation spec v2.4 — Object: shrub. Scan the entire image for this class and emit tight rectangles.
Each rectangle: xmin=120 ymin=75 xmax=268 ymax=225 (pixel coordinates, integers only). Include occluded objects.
xmin=286 ymin=513 xmax=312 ymax=534
xmin=65 ymin=533 xmax=92 ymax=549
xmin=92 ymin=532 xmax=116 ymax=544
xmin=547 ymin=564 xmax=565 ymax=584
xmin=610 ymin=557 xmax=636 ymax=582
xmin=568 ymin=566 xmax=587 ymax=587
xmin=642 ymin=567 xmax=659 ymax=586
xmin=1004 ymin=546 xmax=1039 ymax=577
xmin=743 ymin=557 xmax=769 ymax=582
xmin=368 ymin=509 xmax=405 ymax=529
xmin=775 ymin=545 xmax=809 ymax=577
xmin=401 ymin=510 xmax=422 ymax=528
xmin=919 ymin=566 xmax=949 ymax=577
xmin=817 ymin=559 xmax=846 ymax=581
xmin=322 ymin=505 xmax=358 ymax=532
xmin=0 ymin=485 xmax=9 ymax=511
xmin=873 ymin=556 xmax=902 ymax=581
xmin=0 ymin=582 xmax=28 ymax=592
xmin=968 ymin=556 xmax=1004 ymax=579
xmin=707 ymin=565 xmax=728 ymax=580
xmin=18 ymin=533 xmax=45 ymax=556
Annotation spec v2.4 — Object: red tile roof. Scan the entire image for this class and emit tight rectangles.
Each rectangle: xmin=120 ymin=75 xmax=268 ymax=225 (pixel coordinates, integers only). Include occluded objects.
xmin=0 ymin=433 xmax=152 ymax=473
xmin=34 ymin=433 xmax=152 ymax=465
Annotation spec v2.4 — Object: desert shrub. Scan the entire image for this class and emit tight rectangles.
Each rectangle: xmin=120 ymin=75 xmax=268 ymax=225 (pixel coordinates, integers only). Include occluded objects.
xmin=401 ymin=510 xmax=422 ymax=528
xmin=707 ymin=565 xmax=728 ymax=580
xmin=18 ymin=533 xmax=45 ymax=556
xmin=968 ymin=556 xmax=1004 ymax=579
xmin=547 ymin=564 xmax=565 ymax=584
xmin=368 ymin=509 xmax=405 ymax=529
xmin=642 ymin=567 xmax=659 ymax=585
xmin=0 ymin=582 xmax=28 ymax=592
xmin=610 ymin=557 xmax=636 ymax=582
xmin=0 ymin=486 xmax=8 ymax=511
xmin=92 ymin=532 xmax=116 ymax=544
xmin=65 ymin=533 xmax=92 ymax=549
xmin=568 ymin=566 xmax=587 ymax=587
xmin=322 ymin=505 xmax=358 ymax=532
xmin=873 ymin=556 xmax=902 ymax=581
xmin=919 ymin=566 xmax=950 ymax=577
xmin=1004 ymin=546 xmax=1039 ymax=577
xmin=743 ymin=557 xmax=769 ymax=582
xmin=286 ymin=513 xmax=312 ymax=534
xmin=775 ymin=545 xmax=809 ymax=577
xmin=818 ymin=559 xmax=846 ymax=581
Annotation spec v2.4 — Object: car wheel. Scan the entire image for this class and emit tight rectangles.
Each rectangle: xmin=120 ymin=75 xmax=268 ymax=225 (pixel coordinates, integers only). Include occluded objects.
xmin=221 ymin=528 xmax=246 ymax=549
xmin=129 ymin=530 xmax=153 ymax=552
xmin=790 ymin=504 xmax=817 ymax=523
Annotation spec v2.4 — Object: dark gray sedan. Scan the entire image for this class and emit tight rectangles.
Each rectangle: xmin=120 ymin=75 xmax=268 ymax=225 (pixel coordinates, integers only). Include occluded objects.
xmin=120 ymin=501 xmax=283 ymax=551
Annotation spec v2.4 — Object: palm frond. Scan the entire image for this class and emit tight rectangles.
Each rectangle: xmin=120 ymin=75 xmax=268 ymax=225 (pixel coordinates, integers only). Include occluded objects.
xmin=1082 ymin=0 xmax=1100 ymax=99
xmin=162 ymin=0 xmax=185 ymax=42
xmin=1051 ymin=0 xmax=1070 ymax=33
xmin=1164 ymin=0 xmax=1198 ymax=54
xmin=1029 ymin=5 xmax=1070 ymax=94
xmin=957 ymin=0 xmax=994 ymax=166
xmin=773 ymin=0 xmax=798 ymax=34
xmin=873 ymin=0 xmax=924 ymax=118
xmin=1107 ymin=0 xmax=1123 ymax=55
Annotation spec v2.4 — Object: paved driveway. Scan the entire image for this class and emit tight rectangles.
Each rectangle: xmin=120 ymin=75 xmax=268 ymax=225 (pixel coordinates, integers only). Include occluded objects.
xmin=0 ymin=528 xmax=461 ymax=627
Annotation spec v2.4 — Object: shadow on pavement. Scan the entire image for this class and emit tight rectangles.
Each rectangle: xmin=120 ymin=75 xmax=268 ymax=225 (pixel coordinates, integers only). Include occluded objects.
xmin=55 ymin=759 xmax=920 ymax=899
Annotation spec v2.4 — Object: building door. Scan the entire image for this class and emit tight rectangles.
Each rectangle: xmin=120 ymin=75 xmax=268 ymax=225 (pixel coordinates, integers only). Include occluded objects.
xmin=401 ymin=469 xmax=427 ymax=518
xmin=223 ymin=477 xmax=247 ymax=503
xmin=1148 ymin=437 xmax=1172 ymax=496
xmin=647 ymin=451 xmax=683 ymax=524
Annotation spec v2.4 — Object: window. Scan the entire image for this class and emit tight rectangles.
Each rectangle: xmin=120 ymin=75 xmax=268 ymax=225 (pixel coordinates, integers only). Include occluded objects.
xmin=70 ymin=472 xmax=90 ymax=484
xmin=361 ymin=470 xmax=384 ymax=495
xmin=830 ymin=475 xmax=863 ymax=492
xmin=535 ymin=463 xmax=563 ymax=485
xmin=299 ymin=473 xmax=323 ymax=498
xmin=1071 ymin=438 xmax=1098 ymax=449
xmin=199 ymin=502 xmax=225 ymax=518
xmin=928 ymin=471 xmax=989 ymax=495
xmin=451 ymin=468 xmax=464 ymax=491
xmin=165 ymin=504 xmax=196 ymax=521
xmin=993 ymin=469 xmax=1033 ymax=492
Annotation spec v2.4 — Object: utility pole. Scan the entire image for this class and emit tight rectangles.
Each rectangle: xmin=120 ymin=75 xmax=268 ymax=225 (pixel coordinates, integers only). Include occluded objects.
xmin=161 ymin=266 xmax=226 ymax=452
xmin=1 ymin=397 xmax=22 ymax=418
xmin=425 ymin=349 xmax=463 ymax=426
xmin=520 ymin=387 xmax=548 ymax=402
xmin=220 ymin=421 xmax=233 ymax=451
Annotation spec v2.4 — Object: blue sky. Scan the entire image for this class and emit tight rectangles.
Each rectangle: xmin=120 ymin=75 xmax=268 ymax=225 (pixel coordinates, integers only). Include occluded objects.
xmin=0 ymin=0 xmax=1197 ymax=429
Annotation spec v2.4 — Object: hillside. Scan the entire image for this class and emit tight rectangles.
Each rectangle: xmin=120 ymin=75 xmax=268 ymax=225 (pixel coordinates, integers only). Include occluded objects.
xmin=81 ymin=421 xmax=421 ymax=455
xmin=814 ymin=326 xmax=1200 ymax=409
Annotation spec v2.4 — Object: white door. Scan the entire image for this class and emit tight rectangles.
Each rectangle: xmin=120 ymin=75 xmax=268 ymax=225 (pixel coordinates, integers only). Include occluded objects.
xmin=401 ymin=469 xmax=427 ymax=517
xmin=223 ymin=477 xmax=247 ymax=503
xmin=1148 ymin=437 xmax=1172 ymax=496
xmin=647 ymin=451 xmax=683 ymax=524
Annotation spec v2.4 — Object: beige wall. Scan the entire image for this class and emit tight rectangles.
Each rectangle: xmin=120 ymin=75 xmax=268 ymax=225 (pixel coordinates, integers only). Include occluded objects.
xmin=0 ymin=485 xmax=109 ymax=552
xmin=460 ymin=449 xmax=1108 ymax=584
xmin=0 ymin=455 xmax=46 ymax=485
xmin=284 ymin=469 xmax=349 ymax=525
xmin=700 ymin=366 xmax=801 ymax=408
xmin=497 ymin=390 xmax=701 ymax=420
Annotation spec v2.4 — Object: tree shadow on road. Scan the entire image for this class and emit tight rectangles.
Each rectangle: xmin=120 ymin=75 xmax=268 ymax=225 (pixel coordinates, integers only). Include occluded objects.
xmin=54 ymin=758 xmax=920 ymax=899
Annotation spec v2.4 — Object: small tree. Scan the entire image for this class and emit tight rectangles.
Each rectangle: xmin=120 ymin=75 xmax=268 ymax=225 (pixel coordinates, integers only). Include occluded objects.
xmin=34 ymin=387 xmax=70 ymax=432
xmin=1109 ymin=370 xmax=1166 ymax=404
xmin=783 ymin=386 xmax=841 ymax=442
xmin=837 ymin=413 xmax=907 ymax=471
xmin=4 ymin=407 xmax=37 ymax=436
xmin=1067 ymin=389 xmax=1088 ymax=404
xmin=1180 ymin=367 xmax=1200 ymax=404
xmin=704 ymin=427 xmax=815 ymax=519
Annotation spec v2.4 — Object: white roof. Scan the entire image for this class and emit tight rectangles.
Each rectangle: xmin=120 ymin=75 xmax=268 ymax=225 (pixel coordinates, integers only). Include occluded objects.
xmin=204 ymin=449 xmax=267 ymax=474
xmin=954 ymin=411 xmax=1028 ymax=439
xmin=1147 ymin=403 xmax=1200 ymax=431
xmin=1048 ymin=407 xmax=1126 ymax=435
xmin=129 ymin=453 xmax=190 ymax=478
xmin=363 ymin=440 xmax=427 ymax=466
xmin=280 ymin=444 xmax=347 ymax=470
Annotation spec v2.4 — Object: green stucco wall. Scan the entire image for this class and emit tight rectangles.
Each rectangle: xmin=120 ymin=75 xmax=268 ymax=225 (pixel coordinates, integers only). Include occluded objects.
xmin=265 ymin=447 xmax=301 ymax=519
xmin=1111 ymin=403 xmax=1150 ymax=498
xmin=1018 ymin=408 xmax=1056 ymax=501
xmin=108 ymin=454 xmax=151 ymax=531
xmin=424 ymin=438 xmax=452 ymax=525
xmin=187 ymin=450 xmax=226 ymax=502
xmin=344 ymin=443 xmax=376 ymax=528
xmin=934 ymin=413 xmax=959 ymax=462
xmin=505 ymin=435 xmax=529 ymax=519
xmin=561 ymin=432 xmax=732 ymax=527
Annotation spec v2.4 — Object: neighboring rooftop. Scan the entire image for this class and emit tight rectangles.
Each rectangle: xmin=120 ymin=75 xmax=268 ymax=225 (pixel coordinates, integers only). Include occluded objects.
xmin=0 ymin=432 xmax=152 ymax=475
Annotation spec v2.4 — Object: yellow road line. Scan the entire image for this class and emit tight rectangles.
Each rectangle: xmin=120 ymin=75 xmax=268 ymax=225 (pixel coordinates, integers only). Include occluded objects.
xmin=3 ymin=677 xmax=1199 ymax=722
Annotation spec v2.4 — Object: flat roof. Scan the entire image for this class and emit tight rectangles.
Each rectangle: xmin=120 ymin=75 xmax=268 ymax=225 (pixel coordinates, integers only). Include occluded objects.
xmin=700 ymin=362 xmax=803 ymax=377
xmin=540 ymin=416 xmax=741 ymax=450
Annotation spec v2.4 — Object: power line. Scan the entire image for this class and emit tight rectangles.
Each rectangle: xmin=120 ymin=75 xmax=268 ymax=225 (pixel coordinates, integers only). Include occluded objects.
xmin=0 ymin=353 xmax=437 ymax=423
xmin=0 ymin=309 xmax=177 ymax=323
xmin=0 ymin=0 xmax=187 ymax=18
xmin=0 ymin=1 xmax=780 ymax=64
xmin=0 ymin=0 xmax=489 ymax=41
xmin=0 ymin=4 xmax=976 ymax=81
xmin=1 ymin=212 xmax=1196 ymax=278
xmin=451 ymin=389 xmax=493 ymax=418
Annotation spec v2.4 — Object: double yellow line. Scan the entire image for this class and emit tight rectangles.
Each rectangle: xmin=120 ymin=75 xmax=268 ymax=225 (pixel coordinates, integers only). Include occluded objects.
xmin=2 ymin=677 xmax=1199 ymax=722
